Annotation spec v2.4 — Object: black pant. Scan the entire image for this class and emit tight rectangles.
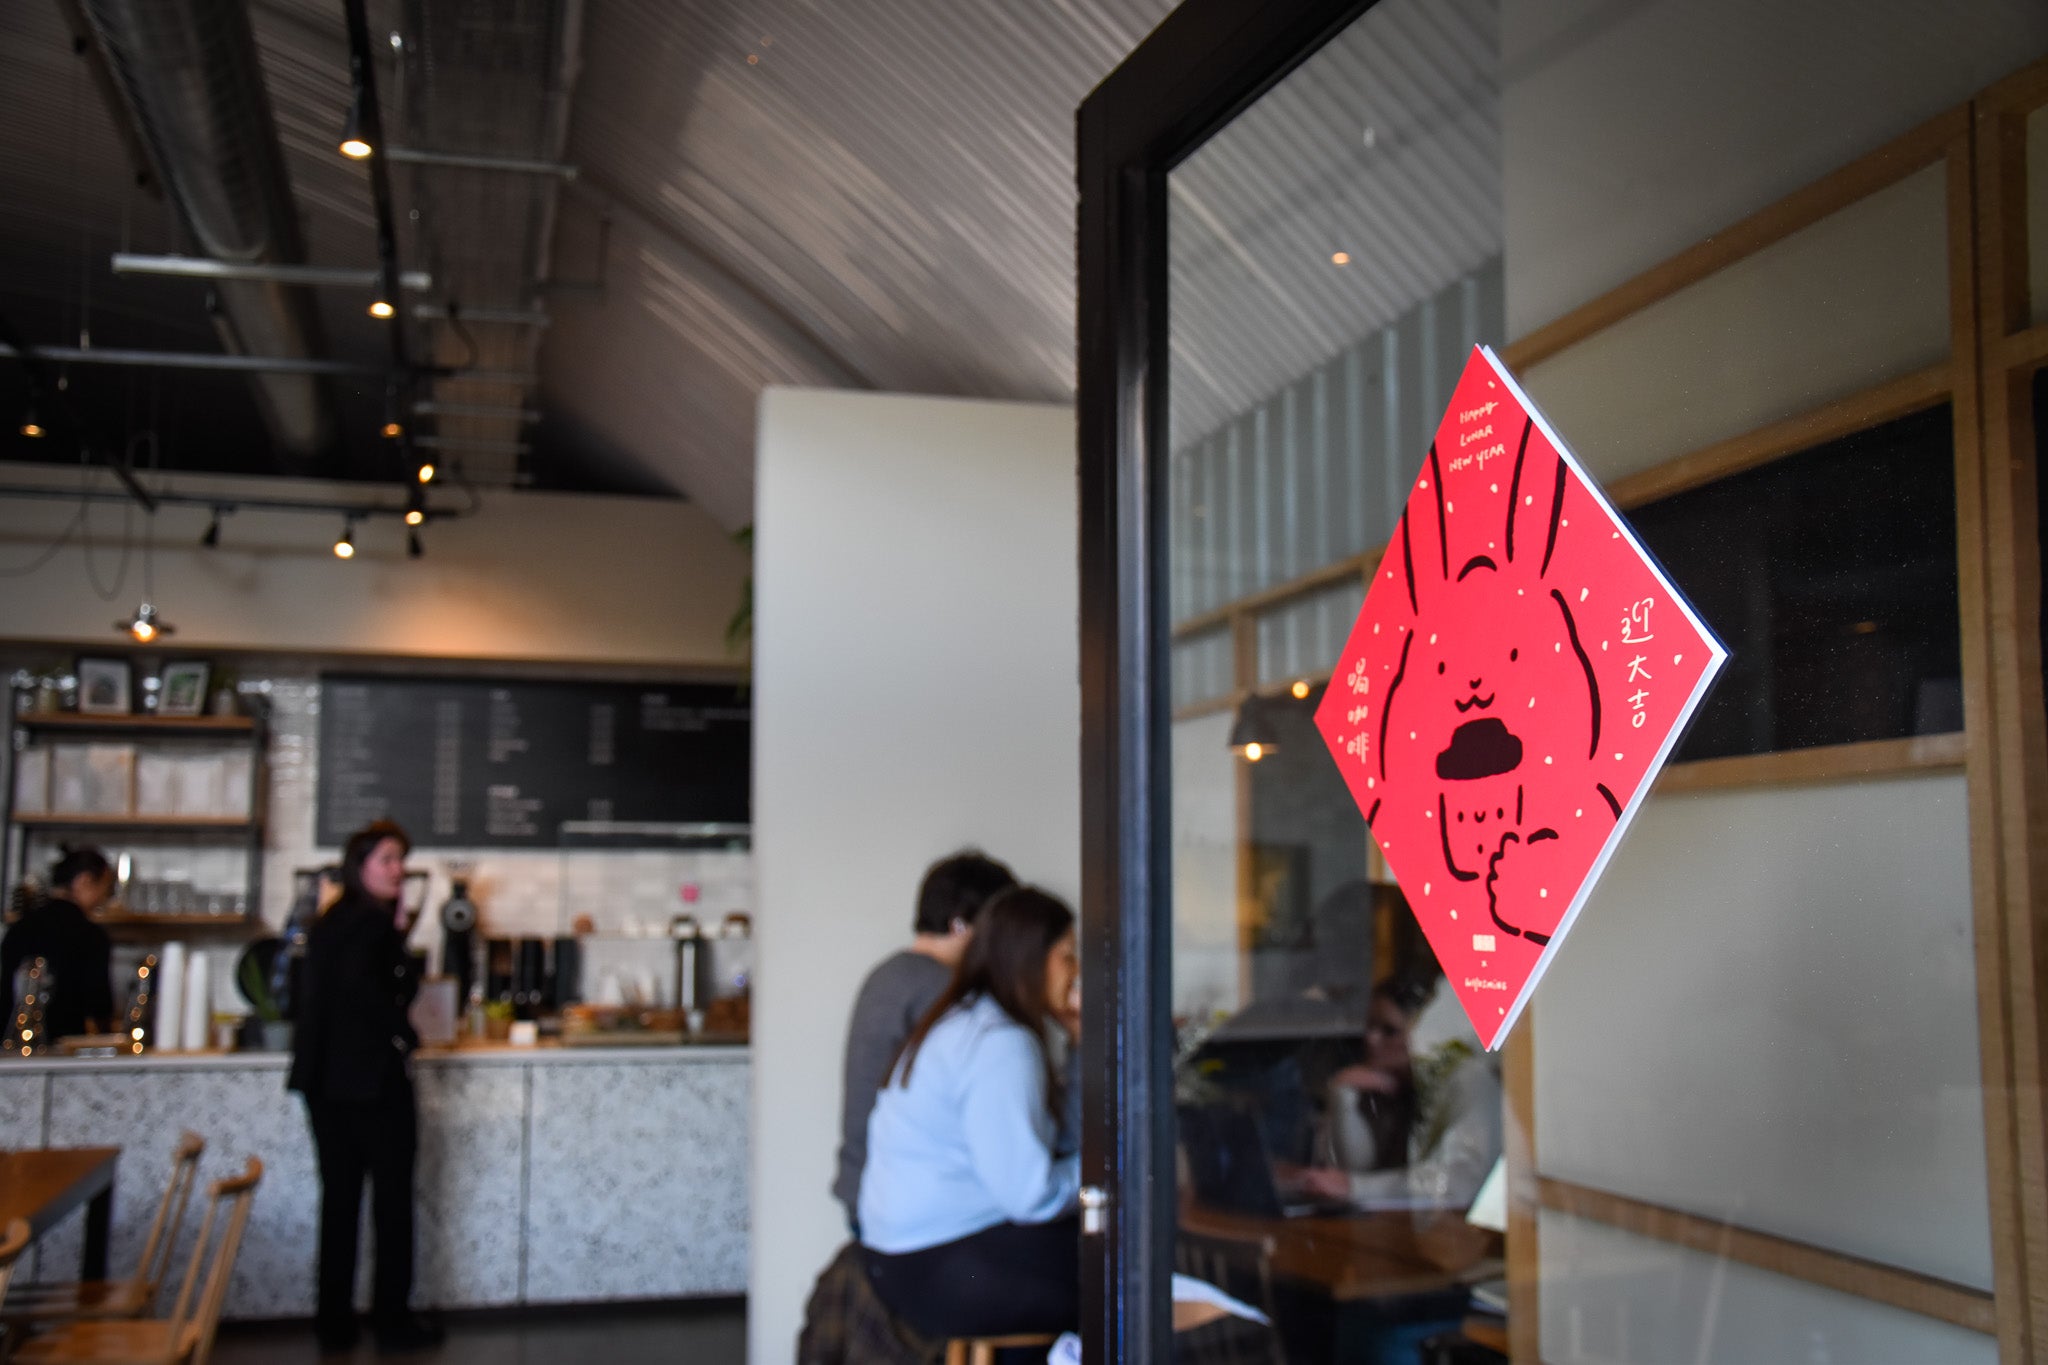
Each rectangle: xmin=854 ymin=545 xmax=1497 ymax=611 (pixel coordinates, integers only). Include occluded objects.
xmin=306 ymin=1090 xmax=417 ymax=1328
xmin=863 ymin=1215 xmax=1079 ymax=1342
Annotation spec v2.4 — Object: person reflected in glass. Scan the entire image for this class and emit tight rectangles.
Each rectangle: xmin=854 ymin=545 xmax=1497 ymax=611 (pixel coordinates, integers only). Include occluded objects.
xmin=2 ymin=846 xmax=116 ymax=1045
xmin=859 ymin=887 xmax=1082 ymax=1350
xmin=1298 ymin=974 xmax=1501 ymax=1212
xmin=286 ymin=820 xmax=441 ymax=1354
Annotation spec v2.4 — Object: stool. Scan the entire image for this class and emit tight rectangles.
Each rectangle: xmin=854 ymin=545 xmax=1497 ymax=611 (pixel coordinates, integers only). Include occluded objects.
xmin=943 ymin=1333 xmax=1058 ymax=1365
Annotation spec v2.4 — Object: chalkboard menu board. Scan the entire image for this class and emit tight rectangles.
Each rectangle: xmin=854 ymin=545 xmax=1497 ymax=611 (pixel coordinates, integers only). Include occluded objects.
xmin=315 ymin=674 xmax=749 ymax=848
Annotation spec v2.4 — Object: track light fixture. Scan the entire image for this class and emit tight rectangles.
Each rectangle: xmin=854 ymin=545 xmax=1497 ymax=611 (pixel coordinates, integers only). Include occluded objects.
xmin=333 ymin=521 xmax=356 ymax=559
xmin=407 ymin=530 xmax=423 ymax=559
xmin=200 ymin=508 xmax=223 ymax=548
xmin=338 ymin=91 xmax=373 ymax=159
xmin=20 ymin=396 xmax=44 ymax=438
xmin=415 ymin=462 xmax=435 ymax=484
xmin=403 ymin=483 xmax=426 ymax=527
xmin=368 ymin=298 xmax=395 ymax=319
xmin=116 ymin=602 xmax=174 ymax=643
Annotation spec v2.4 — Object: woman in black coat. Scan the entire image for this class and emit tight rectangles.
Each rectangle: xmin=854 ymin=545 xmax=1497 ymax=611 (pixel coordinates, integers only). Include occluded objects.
xmin=286 ymin=820 xmax=441 ymax=1352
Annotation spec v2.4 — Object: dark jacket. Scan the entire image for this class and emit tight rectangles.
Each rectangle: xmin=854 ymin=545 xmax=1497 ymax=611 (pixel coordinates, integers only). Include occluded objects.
xmin=1 ymin=897 xmax=114 ymax=1042
xmin=796 ymin=1241 xmax=942 ymax=1365
xmin=286 ymin=893 xmax=420 ymax=1104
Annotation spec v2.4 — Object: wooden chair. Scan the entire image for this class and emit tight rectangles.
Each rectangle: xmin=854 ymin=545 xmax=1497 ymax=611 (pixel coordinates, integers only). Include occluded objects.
xmin=3 ymin=1135 xmax=205 ymax=1328
xmin=1174 ymin=1226 xmax=1286 ymax=1365
xmin=11 ymin=1158 xmax=261 ymax=1365
xmin=942 ymin=1333 xmax=1058 ymax=1365
xmin=0 ymin=1221 xmax=30 ymax=1301
xmin=1 ymin=1220 xmax=32 ymax=1364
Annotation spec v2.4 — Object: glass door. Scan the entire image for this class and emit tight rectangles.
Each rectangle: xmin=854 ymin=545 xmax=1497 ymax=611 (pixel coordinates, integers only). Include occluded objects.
xmin=1081 ymin=3 xmax=2048 ymax=1362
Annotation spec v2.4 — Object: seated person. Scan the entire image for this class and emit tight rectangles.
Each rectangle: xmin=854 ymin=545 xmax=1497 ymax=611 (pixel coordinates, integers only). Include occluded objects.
xmin=835 ymin=850 xmax=1017 ymax=1230
xmin=1299 ymin=975 xmax=1501 ymax=1212
xmin=859 ymin=887 xmax=1082 ymax=1344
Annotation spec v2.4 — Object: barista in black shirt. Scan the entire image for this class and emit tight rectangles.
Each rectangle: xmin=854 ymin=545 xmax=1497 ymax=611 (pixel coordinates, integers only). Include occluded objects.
xmin=2 ymin=846 xmax=116 ymax=1045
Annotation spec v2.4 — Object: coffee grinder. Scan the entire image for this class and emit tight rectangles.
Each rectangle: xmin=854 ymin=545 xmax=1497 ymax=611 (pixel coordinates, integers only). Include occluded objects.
xmin=439 ymin=865 xmax=479 ymax=1006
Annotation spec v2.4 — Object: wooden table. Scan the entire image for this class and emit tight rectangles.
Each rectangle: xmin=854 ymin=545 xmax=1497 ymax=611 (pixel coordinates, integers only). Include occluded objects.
xmin=0 ymin=1148 xmax=120 ymax=1279
xmin=1181 ymin=1200 xmax=1501 ymax=1302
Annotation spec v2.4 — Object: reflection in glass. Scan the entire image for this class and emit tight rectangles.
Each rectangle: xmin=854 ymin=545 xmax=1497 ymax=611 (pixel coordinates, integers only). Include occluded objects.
xmin=1166 ymin=1 xmax=1505 ymax=1359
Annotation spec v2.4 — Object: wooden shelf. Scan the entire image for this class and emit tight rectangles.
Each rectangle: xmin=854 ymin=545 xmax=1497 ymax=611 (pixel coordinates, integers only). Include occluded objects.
xmin=17 ymin=712 xmax=255 ymax=734
xmin=93 ymin=913 xmax=262 ymax=941
xmin=8 ymin=689 xmax=270 ymax=953
xmin=14 ymin=813 xmax=256 ymax=831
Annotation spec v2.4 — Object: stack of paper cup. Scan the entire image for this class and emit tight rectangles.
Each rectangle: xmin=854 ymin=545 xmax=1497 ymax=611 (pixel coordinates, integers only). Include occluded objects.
xmin=182 ymin=952 xmax=210 ymax=1053
xmin=154 ymin=942 xmax=186 ymax=1052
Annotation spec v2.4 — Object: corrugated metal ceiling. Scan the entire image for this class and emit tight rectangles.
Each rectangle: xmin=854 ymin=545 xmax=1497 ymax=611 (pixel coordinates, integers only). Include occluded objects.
xmin=0 ymin=0 xmax=1500 ymax=533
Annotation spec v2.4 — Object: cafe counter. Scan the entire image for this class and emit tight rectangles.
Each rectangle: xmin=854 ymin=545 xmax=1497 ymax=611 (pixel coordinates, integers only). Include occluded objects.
xmin=0 ymin=1043 xmax=749 ymax=1318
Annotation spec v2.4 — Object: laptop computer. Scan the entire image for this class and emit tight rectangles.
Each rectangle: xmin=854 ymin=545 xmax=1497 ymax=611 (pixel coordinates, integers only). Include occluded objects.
xmin=1177 ymin=1103 xmax=1351 ymax=1219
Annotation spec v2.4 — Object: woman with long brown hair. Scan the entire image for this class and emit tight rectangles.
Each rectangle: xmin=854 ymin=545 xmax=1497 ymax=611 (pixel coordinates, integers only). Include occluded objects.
xmin=858 ymin=886 xmax=1082 ymax=1345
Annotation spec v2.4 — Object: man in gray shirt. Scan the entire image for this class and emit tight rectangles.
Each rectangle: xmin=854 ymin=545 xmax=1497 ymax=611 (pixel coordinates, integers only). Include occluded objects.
xmin=833 ymin=851 xmax=1017 ymax=1229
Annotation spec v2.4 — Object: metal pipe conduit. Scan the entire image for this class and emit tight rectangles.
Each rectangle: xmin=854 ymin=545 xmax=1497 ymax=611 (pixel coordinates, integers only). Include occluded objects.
xmin=78 ymin=0 xmax=337 ymax=462
xmin=0 ymin=344 xmax=534 ymax=387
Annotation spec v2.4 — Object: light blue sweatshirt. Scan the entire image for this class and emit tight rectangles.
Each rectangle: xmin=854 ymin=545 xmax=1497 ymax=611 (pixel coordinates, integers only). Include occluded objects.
xmin=858 ymin=993 xmax=1081 ymax=1253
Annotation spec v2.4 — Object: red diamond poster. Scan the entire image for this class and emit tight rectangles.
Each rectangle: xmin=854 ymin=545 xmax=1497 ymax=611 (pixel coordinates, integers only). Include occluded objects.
xmin=1314 ymin=345 xmax=1726 ymax=1050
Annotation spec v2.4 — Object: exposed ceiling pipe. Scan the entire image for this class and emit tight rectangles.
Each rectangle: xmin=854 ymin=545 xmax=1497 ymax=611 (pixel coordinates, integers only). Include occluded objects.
xmin=112 ymin=253 xmax=434 ymax=292
xmin=385 ymin=148 xmax=579 ymax=178
xmin=0 ymin=343 xmax=535 ymax=386
xmin=74 ymin=0 xmax=336 ymax=464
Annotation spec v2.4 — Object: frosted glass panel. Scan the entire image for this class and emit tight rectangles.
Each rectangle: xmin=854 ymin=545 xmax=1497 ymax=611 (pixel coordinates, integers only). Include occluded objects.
xmin=1522 ymin=164 xmax=1950 ymax=485
xmin=1535 ymin=773 xmax=1991 ymax=1290
xmin=1173 ymin=713 xmax=1242 ymax=1017
xmin=1539 ymin=1211 xmax=1997 ymax=1365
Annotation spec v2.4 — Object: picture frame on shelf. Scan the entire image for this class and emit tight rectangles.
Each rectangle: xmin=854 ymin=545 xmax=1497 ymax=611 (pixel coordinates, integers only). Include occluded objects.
xmin=76 ymin=657 xmax=132 ymax=715
xmin=159 ymin=661 xmax=211 ymax=718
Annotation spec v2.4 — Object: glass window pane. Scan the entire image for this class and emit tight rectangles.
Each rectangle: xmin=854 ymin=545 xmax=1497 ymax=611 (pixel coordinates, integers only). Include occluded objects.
xmin=1159 ymin=3 xmax=2029 ymax=1360
xmin=1631 ymin=404 xmax=1963 ymax=762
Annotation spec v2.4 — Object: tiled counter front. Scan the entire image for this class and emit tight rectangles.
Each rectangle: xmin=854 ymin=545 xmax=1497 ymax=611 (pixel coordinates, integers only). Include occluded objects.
xmin=5 ymin=1048 xmax=749 ymax=1319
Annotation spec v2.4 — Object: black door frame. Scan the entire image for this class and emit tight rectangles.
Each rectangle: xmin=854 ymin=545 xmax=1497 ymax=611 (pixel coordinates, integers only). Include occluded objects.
xmin=1075 ymin=1 xmax=1379 ymax=1359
